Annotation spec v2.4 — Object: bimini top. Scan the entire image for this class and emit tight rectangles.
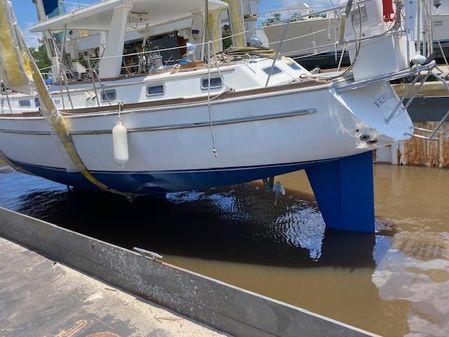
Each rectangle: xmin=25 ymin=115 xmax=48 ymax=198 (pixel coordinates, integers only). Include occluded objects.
xmin=31 ymin=0 xmax=227 ymax=32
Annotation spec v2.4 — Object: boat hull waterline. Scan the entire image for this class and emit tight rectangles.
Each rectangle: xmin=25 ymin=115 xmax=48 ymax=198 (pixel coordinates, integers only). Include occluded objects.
xmin=0 ymin=81 xmax=413 ymax=195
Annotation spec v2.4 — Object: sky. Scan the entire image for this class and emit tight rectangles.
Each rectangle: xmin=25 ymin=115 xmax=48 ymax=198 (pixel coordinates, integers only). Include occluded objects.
xmin=11 ymin=0 xmax=332 ymax=47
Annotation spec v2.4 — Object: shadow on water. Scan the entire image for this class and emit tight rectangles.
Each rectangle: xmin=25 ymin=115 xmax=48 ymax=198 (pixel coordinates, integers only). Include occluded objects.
xmin=10 ymin=177 xmax=378 ymax=270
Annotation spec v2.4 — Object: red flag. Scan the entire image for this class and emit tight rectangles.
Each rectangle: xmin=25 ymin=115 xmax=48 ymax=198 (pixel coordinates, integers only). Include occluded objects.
xmin=383 ymin=0 xmax=395 ymax=22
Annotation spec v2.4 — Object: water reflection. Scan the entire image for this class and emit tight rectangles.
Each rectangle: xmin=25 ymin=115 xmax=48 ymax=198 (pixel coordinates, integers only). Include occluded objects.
xmin=1 ymin=163 xmax=449 ymax=336
xmin=373 ymin=231 xmax=449 ymax=337
xmin=4 ymin=178 xmax=376 ymax=269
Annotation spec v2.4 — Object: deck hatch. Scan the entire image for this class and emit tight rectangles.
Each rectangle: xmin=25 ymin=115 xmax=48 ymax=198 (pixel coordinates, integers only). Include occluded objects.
xmin=263 ymin=66 xmax=282 ymax=76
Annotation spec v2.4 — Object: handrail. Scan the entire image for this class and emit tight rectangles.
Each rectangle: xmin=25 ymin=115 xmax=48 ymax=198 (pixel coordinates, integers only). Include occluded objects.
xmin=384 ymin=72 xmax=430 ymax=124
xmin=333 ymin=61 xmax=436 ymax=92
xmin=37 ymin=26 xmax=336 ymax=75
xmin=287 ymin=29 xmax=406 ymax=61
xmin=260 ymin=0 xmax=371 ymax=25
xmin=86 ymin=55 xmax=100 ymax=107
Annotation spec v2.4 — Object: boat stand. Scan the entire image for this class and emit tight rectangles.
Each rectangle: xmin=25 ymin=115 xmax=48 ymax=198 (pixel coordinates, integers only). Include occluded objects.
xmin=306 ymin=151 xmax=375 ymax=233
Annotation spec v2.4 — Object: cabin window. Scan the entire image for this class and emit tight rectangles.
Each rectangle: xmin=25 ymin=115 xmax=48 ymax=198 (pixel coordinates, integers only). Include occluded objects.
xmin=101 ymin=89 xmax=116 ymax=101
xmin=263 ymin=66 xmax=282 ymax=76
xmin=201 ymin=77 xmax=222 ymax=90
xmin=34 ymin=97 xmax=40 ymax=107
xmin=19 ymin=99 xmax=31 ymax=107
xmin=147 ymin=85 xmax=164 ymax=96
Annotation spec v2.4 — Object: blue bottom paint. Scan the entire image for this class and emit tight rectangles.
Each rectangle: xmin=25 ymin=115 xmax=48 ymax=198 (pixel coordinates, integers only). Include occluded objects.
xmin=12 ymin=160 xmax=326 ymax=195
xmin=12 ymin=153 xmax=375 ymax=233
xmin=305 ymin=151 xmax=375 ymax=233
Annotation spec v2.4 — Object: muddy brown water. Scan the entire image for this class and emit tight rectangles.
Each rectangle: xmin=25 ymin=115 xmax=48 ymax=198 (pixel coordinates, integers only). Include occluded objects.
xmin=1 ymin=161 xmax=448 ymax=337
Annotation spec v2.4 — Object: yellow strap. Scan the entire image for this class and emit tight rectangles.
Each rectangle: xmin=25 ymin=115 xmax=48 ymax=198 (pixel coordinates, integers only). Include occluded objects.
xmin=0 ymin=0 xmax=33 ymax=94
xmin=15 ymin=25 xmax=130 ymax=197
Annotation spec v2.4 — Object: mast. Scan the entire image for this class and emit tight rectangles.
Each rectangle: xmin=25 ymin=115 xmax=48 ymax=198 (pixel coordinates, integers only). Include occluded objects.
xmin=205 ymin=0 xmax=209 ymax=44
xmin=225 ymin=0 xmax=246 ymax=47
xmin=241 ymin=0 xmax=260 ymax=42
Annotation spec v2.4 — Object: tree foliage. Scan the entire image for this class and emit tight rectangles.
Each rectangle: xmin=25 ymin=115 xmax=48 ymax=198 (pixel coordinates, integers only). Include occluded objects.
xmin=29 ymin=44 xmax=51 ymax=71
xmin=222 ymin=25 xmax=232 ymax=50
xmin=263 ymin=12 xmax=282 ymax=26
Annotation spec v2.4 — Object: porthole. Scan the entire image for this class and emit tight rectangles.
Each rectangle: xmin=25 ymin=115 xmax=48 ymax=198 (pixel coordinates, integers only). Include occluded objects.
xmin=201 ymin=77 xmax=222 ymax=90
xmin=101 ymin=89 xmax=116 ymax=101
xmin=19 ymin=99 xmax=31 ymax=107
xmin=147 ymin=85 xmax=164 ymax=96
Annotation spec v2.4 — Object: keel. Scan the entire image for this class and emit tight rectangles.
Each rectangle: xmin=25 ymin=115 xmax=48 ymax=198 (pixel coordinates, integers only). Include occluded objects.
xmin=305 ymin=152 xmax=375 ymax=233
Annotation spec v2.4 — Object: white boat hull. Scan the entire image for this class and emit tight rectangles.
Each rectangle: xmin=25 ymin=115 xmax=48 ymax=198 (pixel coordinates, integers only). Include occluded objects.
xmin=0 ymin=81 xmax=413 ymax=194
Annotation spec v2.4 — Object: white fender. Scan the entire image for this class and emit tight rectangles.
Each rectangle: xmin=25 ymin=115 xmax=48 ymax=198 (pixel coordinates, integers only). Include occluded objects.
xmin=112 ymin=121 xmax=129 ymax=166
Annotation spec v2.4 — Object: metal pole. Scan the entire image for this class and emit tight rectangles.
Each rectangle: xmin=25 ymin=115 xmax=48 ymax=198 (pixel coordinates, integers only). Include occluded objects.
xmin=427 ymin=71 xmax=449 ymax=139
xmin=0 ymin=83 xmax=3 ymax=113
xmin=265 ymin=20 xmax=291 ymax=87
xmin=204 ymin=0 xmax=209 ymax=61
xmin=59 ymin=24 xmax=74 ymax=109
xmin=417 ymin=0 xmax=421 ymax=56
xmin=429 ymin=108 xmax=449 ymax=140
xmin=427 ymin=0 xmax=433 ymax=56
xmin=92 ymin=70 xmax=112 ymax=106
xmin=1 ymin=81 xmax=12 ymax=114
xmin=86 ymin=55 xmax=101 ymax=107
xmin=385 ymin=72 xmax=426 ymax=123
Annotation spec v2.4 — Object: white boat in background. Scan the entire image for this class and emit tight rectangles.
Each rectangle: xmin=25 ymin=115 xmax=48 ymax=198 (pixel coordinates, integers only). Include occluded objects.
xmin=260 ymin=1 xmax=449 ymax=68
xmin=263 ymin=11 xmax=339 ymax=59
xmin=0 ymin=0 xmax=434 ymax=232
xmin=430 ymin=1 xmax=449 ymax=42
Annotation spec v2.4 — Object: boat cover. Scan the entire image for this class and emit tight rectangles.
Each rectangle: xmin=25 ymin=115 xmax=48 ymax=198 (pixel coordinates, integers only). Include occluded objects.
xmin=0 ymin=0 xmax=33 ymax=95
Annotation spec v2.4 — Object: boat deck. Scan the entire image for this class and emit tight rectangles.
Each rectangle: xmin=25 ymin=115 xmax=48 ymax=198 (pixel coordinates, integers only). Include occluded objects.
xmin=0 ymin=237 xmax=228 ymax=337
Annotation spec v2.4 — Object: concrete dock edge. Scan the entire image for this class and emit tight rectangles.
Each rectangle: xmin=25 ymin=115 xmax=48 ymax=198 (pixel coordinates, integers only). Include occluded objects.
xmin=0 ymin=207 xmax=377 ymax=337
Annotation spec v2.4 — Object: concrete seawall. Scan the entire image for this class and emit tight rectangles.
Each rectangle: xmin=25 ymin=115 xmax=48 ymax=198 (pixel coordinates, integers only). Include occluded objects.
xmin=0 ymin=207 xmax=377 ymax=337
xmin=376 ymin=121 xmax=449 ymax=168
xmin=376 ymin=83 xmax=449 ymax=168
xmin=0 ymin=236 xmax=228 ymax=337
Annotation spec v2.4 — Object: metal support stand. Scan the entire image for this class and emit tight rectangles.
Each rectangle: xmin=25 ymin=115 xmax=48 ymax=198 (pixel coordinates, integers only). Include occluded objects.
xmin=305 ymin=152 xmax=375 ymax=233
xmin=263 ymin=176 xmax=274 ymax=191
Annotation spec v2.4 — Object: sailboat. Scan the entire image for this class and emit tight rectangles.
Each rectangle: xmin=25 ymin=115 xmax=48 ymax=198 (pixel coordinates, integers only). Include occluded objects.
xmin=0 ymin=0 xmax=430 ymax=232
